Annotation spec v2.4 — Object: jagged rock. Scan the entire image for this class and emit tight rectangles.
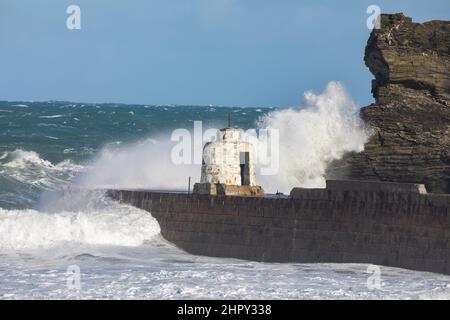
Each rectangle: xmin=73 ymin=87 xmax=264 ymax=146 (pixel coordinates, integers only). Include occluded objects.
xmin=366 ymin=13 xmax=450 ymax=102
xmin=327 ymin=13 xmax=450 ymax=193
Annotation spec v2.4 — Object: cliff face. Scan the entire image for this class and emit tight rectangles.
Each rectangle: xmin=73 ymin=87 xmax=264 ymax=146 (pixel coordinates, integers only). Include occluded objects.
xmin=328 ymin=13 xmax=450 ymax=193
xmin=366 ymin=13 xmax=450 ymax=102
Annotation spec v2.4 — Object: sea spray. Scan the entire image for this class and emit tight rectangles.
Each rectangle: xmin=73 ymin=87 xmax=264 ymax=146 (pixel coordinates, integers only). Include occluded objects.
xmin=75 ymin=82 xmax=368 ymax=194
xmin=76 ymin=136 xmax=201 ymax=190
xmin=257 ymin=81 xmax=369 ymax=193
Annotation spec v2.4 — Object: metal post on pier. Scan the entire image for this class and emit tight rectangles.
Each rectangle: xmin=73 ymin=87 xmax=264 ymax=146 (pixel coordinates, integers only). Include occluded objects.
xmin=188 ymin=176 xmax=191 ymax=195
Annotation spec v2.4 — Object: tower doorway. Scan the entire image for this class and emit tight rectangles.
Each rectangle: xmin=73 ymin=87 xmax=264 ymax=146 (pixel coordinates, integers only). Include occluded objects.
xmin=240 ymin=152 xmax=250 ymax=186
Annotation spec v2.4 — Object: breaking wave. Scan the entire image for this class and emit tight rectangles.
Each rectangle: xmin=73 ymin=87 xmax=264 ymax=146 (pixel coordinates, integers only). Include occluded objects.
xmin=0 ymin=189 xmax=160 ymax=251
xmin=0 ymin=151 xmax=161 ymax=250
xmin=0 ymin=150 xmax=83 ymax=209
xmin=0 ymin=149 xmax=82 ymax=183
xmin=257 ymin=81 xmax=369 ymax=193
xmin=0 ymin=206 xmax=160 ymax=250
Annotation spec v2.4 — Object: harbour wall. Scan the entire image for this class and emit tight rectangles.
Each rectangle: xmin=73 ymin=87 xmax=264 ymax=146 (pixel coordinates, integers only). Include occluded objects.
xmin=107 ymin=186 xmax=450 ymax=274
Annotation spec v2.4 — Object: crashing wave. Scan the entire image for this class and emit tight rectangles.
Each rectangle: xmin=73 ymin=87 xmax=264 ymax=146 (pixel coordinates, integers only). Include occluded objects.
xmin=0 ymin=150 xmax=84 ymax=208
xmin=257 ymin=81 xmax=369 ymax=193
xmin=0 ymin=189 xmax=160 ymax=251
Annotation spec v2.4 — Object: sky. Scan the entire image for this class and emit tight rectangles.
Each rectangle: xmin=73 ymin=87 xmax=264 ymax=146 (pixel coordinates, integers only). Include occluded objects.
xmin=0 ymin=0 xmax=449 ymax=108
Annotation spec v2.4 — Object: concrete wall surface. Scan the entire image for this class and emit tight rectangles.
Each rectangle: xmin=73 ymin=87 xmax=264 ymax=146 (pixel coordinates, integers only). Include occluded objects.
xmin=107 ymin=187 xmax=450 ymax=275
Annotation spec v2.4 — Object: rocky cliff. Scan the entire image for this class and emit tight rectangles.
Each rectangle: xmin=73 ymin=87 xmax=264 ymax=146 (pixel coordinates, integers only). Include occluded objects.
xmin=328 ymin=13 xmax=450 ymax=193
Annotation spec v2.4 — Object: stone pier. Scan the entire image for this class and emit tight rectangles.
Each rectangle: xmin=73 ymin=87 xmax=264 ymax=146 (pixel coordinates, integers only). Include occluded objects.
xmin=107 ymin=180 xmax=450 ymax=275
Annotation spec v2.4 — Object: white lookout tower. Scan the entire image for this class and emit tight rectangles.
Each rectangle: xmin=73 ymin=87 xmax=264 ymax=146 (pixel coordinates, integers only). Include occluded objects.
xmin=193 ymin=114 xmax=264 ymax=196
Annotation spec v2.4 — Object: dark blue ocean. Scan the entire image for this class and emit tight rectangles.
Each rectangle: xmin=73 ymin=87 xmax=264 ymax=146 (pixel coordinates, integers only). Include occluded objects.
xmin=0 ymin=101 xmax=270 ymax=209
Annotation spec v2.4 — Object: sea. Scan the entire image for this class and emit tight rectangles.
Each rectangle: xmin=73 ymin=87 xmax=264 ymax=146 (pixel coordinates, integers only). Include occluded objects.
xmin=1 ymin=93 xmax=450 ymax=299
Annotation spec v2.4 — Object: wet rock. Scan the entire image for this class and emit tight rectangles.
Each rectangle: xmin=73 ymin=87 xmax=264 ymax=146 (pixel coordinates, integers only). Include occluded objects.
xmin=327 ymin=13 xmax=450 ymax=193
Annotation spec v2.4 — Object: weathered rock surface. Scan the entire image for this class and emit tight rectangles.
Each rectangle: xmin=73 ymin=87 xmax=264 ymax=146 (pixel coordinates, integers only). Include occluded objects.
xmin=367 ymin=13 xmax=450 ymax=102
xmin=327 ymin=13 xmax=450 ymax=193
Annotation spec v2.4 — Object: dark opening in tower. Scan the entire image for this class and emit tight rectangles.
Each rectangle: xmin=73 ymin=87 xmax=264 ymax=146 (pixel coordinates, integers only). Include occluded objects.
xmin=240 ymin=152 xmax=250 ymax=186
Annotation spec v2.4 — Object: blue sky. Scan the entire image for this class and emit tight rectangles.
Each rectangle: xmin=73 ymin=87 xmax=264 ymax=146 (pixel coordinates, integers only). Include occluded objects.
xmin=0 ymin=0 xmax=449 ymax=107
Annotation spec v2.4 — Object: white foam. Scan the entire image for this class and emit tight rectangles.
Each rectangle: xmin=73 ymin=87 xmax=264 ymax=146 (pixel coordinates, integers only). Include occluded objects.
xmin=0 ymin=203 xmax=160 ymax=251
xmin=2 ymin=150 xmax=55 ymax=169
xmin=1 ymin=150 xmax=81 ymax=170
xmin=77 ymin=137 xmax=200 ymax=190
xmin=0 ymin=150 xmax=84 ymax=196
xmin=39 ymin=114 xmax=64 ymax=119
xmin=257 ymin=81 xmax=369 ymax=193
